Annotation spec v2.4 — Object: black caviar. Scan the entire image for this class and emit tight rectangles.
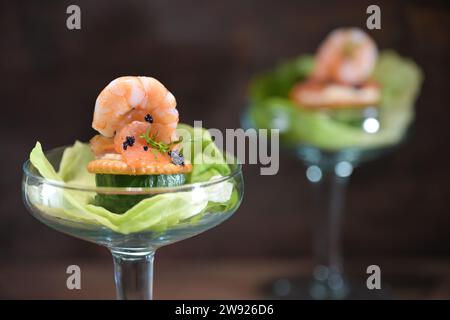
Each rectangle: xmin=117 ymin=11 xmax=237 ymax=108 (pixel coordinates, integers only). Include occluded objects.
xmin=122 ymin=135 xmax=136 ymax=150
xmin=168 ymin=150 xmax=185 ymax=166
xmin=144 ymin=114 xmax=153 ymax=123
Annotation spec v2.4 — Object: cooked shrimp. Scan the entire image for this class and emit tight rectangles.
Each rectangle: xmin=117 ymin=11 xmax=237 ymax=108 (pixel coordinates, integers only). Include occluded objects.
xmin=311 ymin=28 xmax=378 ymax=85
xmin=92 ymin=76 xmax=179 ymax=143
xmin=90 ymin=135 xmax=115 ymax=156
xmin=291 ymin=80 xmax=380 ymax=108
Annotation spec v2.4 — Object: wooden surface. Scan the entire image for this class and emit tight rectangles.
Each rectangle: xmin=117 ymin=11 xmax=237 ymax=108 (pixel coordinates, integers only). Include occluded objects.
xmin=2 ymin=258 xmax=449 ymax=299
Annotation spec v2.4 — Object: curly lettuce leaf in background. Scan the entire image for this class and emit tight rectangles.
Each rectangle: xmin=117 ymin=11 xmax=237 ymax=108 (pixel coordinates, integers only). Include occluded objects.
xmin=250 ymin=55 xmax=315 ymax=103
xmin=27 ymin=125 xmax=237 ymax=234
xmin=248 ymin=51 xmax=423 ymax=150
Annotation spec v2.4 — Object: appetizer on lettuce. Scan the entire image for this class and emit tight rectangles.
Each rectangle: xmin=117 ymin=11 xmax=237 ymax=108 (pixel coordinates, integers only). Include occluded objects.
xmin=28 ymin=76 xmax=238 ymax=234
xmin=248 ymin=28 xmax=423 ymax=150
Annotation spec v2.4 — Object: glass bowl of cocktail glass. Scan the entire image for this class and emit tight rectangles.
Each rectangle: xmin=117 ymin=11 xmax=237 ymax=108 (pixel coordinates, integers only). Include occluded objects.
xmin=22 ymin=146 xmax=243 ymax=299
xmin=242 ymin=101 xmax=416 ymax=299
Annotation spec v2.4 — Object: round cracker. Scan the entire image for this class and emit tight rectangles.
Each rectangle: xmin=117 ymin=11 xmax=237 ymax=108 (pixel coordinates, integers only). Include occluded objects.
xmin=87 ymin=159 xmax=192 ymax=175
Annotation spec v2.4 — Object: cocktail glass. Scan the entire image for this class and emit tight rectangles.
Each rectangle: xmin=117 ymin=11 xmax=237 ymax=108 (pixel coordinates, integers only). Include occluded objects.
xmin=22 ymin=146 xmax=243 ymax=299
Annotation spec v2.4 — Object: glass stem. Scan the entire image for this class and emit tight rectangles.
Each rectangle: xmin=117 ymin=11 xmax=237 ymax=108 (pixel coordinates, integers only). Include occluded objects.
xmin=111 ymin=249 xmax=155 ymax=300
xmin=308 ymin=162 xmax=352 ymax=299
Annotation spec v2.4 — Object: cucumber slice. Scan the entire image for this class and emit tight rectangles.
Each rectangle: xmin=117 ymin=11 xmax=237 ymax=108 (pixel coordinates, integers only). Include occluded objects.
xmin=95 ymin=174 xmax=186 ymax=213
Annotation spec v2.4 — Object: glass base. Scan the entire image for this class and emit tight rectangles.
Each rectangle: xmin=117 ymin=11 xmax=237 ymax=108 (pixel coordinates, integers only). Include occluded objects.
xmin=266 ymin=276 xmax=391 ymax=300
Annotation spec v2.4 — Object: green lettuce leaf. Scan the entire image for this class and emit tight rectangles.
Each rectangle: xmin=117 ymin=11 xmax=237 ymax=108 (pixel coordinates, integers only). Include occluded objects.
xmin=27 ymin=125 xmax=239 ymax=234
xmin=58 ymin=140 xmax=95 ymax=186
xmin=29 ymin=142 xmax=61 ymax=181
xmin=250 ymin=55 xmax=314 ymax=104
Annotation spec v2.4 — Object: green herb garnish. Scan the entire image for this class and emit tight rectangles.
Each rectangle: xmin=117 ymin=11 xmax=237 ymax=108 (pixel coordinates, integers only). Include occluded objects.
xmin=140 ymin=127 xmax=183 ymax=153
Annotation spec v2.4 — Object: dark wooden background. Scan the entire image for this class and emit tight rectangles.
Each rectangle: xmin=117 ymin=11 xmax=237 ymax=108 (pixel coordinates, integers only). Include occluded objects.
xmin=0 ymin=0 xmax=449 ymax=298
